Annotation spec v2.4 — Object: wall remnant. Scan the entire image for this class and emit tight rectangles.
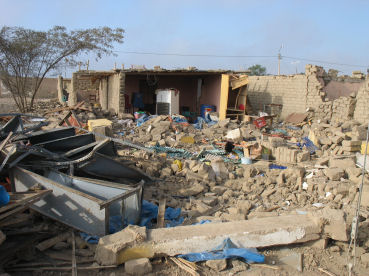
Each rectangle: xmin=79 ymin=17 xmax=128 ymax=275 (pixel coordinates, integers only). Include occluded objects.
xmin=247 ymin=64 xmax=367 ymax=122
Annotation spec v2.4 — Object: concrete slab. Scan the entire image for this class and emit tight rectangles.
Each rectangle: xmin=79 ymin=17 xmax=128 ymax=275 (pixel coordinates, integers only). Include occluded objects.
xmin=95 ymin=213 xmax=322 ymax=265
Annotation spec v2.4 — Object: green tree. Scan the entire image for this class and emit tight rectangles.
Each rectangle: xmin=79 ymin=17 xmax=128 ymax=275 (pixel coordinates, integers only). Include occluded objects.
xmin=248 ymin=64 xmax=267 ymax=76
xmin=0 ymin=26 xmax=124 ymax=112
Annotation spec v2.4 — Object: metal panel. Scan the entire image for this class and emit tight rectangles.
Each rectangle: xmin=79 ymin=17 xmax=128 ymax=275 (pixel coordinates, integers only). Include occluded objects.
xmin=18 ymin=127 xmax=76 ymax=144
xmin=13 ymin=167 xmax=142 ymax=236
xmin=79 ymin=152 xmax=152 ymax=183
xmin=35 ymin=133 xmax=95 ymax=152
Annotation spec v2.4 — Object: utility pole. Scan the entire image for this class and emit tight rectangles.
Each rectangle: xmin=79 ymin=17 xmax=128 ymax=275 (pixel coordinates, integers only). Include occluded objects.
xmin=278 ymin=44 xmax=283 ymax=75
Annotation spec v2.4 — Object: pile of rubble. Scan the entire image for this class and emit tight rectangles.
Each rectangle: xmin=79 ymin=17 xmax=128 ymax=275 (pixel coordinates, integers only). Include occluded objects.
xmin=1 ymin=103 xmax=369 ymax=275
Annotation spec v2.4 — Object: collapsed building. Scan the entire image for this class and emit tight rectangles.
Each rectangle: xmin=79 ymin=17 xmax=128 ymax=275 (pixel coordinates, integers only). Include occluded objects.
xmin=0 ymin=64 xmax=369 ymax=275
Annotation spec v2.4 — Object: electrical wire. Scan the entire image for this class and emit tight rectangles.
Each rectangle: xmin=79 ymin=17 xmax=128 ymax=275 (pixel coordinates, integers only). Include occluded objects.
xmin=282 ymin=56 xmax=368 ymax=68
xmin=113 ymin=50 xmax=368 ymax=69
xmin=114 ymin=50 xmax=276 ymax=58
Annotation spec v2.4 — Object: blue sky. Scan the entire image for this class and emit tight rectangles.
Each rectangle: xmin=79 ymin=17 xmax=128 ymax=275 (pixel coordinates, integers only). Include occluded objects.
xmin=1 ymin=0 xmax=368 ymax=75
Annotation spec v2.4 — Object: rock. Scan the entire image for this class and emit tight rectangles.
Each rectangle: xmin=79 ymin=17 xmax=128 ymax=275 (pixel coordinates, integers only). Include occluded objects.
xmin=346 ymin=167 xmax=362 ymax=179
xmin=218 ymin=119 xmax=230 ymax=128
xmin=330 ymin=245 xmax=340 ymax=252
xmin=330 ymin=136 xmax=344 ymax=144
xmin=361 ymin=253 xmax=369 ymax=266
xmin=324 ymin=168 xmax=345 ymax=181
xmin=211 ymin=159 xmax=229 ymax=180
xmin=329 ymin=158 xmax=356 ymax=170
xmin=280 ymin=251 xmax=303 ymax=272
xmin=226 ymin=128 xmax=241 ymax=140
xmin=171 ymin=164 xmax=179 ymax=174
xmin=211 ymin=186 xmax=227 ymax=195
xmin=160 ymin=167 xmax=172 ymax=178
xmin=178 ymin=182 xmax=205 ymax=196
xmin=125 ymin=258 xmax=152 ymax=275
xmin=95 ymin=225 xmax=146 ymax=265
xmin=230 ymin=259 xmax=249 ymax=273
xmin=202 ymin=196 xmax=218 ymax=207
xmin=342 ymin=140 xmax=362 ymax=147
xmin=361 ymin=184 xmax=369 ymax=207
xmin=205 ymin=259 xmax=227 ymax=271
xmin=309 ymin=239 xmax=328 ymax=249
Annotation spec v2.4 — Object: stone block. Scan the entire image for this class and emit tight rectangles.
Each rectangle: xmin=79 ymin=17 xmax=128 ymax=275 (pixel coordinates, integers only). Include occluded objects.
xmin=125 ymin=258 xmax=152 ymax=275
xmin=324 ymin=168 xmax=345 ymax=180
xmin=206 ymin=259 xmax=227 ymax=271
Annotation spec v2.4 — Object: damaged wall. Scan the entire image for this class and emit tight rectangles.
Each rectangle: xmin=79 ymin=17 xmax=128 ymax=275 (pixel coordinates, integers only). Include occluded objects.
xmin=247 ymin=74 xmax=307 ymax=118
xmin=247 ymin=64 xmax=367 ymax=122
xmin=354 ymin=78 xmax=369 ymax=123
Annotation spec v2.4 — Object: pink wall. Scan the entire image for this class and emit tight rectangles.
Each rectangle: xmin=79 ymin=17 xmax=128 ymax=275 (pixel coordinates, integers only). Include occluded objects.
xmin=124 ymin=74 xmax=221 ymax=113
xmin=323 ymin=80 xmax=364 ymax=100
xmin=200 ymin=75 xmax=221 ymax=113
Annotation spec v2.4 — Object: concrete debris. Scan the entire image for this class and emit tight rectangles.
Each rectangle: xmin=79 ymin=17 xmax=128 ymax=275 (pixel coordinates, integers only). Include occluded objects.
xmin=206 ymin=259 xmax=227 ymax=271
xmin=124 ymin=258 xmax=152 ymax=275
xmin=1 ymin=71 xmax=369 ymax=275
xmin=94 ymin=211 xmax=343 ymax=265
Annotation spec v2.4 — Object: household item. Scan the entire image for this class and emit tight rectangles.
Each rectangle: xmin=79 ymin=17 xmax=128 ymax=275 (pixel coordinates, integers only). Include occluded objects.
xmin=156 ymin=89 xmax=180 ymax=115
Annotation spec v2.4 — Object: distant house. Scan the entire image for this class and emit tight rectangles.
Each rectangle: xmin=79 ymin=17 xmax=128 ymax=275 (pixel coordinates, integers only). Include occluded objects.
xmin=0 ymin=78 xmax=58 ymax=99
xmin=60 ymin=68 xmax=249 ymax=120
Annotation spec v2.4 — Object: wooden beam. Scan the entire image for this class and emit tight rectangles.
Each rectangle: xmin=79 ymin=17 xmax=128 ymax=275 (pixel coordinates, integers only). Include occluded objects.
xmin=157 ymin=199 xmax=166 ymax=228
xmin=219 ymin=74 xmax=230 ymax=120
xmin=230 ymin=75 xmax=249 ymax=90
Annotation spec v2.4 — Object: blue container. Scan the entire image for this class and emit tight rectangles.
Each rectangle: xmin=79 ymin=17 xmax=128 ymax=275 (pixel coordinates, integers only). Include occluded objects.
xmin=0 ymin=185 xmax=9 ymax=207
xmin=200 ymin=104 xmax=216 ymax=118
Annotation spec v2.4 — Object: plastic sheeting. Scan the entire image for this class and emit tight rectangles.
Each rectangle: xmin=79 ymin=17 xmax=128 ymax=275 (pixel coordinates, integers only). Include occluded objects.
xmin=81 ymin=200 xmax=184 ymax=243
xmin=178 ymin=238 xmax=265 ymax=263
xmin=139 ymin=200 xmax=183 ymax=228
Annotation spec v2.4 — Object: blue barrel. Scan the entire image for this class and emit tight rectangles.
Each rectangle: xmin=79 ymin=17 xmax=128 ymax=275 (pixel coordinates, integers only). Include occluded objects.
xmin=200 ymin=104 xmax=216 ymax=118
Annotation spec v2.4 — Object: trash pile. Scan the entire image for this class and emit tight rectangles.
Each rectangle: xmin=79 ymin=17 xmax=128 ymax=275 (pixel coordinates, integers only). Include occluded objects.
xmin=1 ymin=103 xmax=369 ymax=275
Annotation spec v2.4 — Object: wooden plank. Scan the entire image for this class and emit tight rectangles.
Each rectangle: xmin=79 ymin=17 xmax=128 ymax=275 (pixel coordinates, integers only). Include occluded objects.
xmin=157 ymin=199 xmax=166 ymax=228
xmin=0 ymin=190 xmax=52 ymax=221
xmin=36 ymin=232 xmax=70 ymax=252
xmin=219 ymin=74 xmax=230 ymax=120
xmin=0 ymin=190 xmax=52 ymax=214
xmin=0 ymin=131 xmax=13 ymax=152
xmin=230 ymin=75 xmax=249 ymax=90
xmin=71 ymin=231 xmax=77 ymax=276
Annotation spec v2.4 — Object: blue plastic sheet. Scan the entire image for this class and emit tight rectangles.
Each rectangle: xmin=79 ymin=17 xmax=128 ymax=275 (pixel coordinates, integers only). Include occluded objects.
xmin=178 ymin=238 xmax=265 ymax=263
xmin=269 ymin=164 xmax=287 ymax=170
xmin=139 ymin=200 xmax=183 ymax=228
xmin=0 ymin=186 xmax=9 ymax=207
xmin=193 ymin=117 xmax=206 ymax=130
xmin=81 ymin=200 xmax=184 ymax=244
xmin=171 ymin=116 xmax=188 ymax=124
xmin=301 ymin=137 xmax=318 ymax=154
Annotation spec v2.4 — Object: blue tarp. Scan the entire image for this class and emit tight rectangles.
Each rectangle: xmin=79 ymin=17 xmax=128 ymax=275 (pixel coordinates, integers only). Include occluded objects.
xmin=0 ymin=186 xmax=9 ymax=207
xmin=81 ymin=200 xmax=183 ymax=243
xmin=269 ymin=164 xmax=287 ymax=170
xmin=178 ymin=238 xmax=265 ymax=263
xmin=139 ymin=200 xmax=183 ymax=228
xmin=193 ymin=113 xmax=217 ymax=130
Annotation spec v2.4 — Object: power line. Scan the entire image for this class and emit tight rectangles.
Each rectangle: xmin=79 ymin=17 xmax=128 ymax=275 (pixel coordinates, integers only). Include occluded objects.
xmin=113 ymin=50 xmax=369 ymax=69
xmin=113 ymin=50 xmax=276 ymax=58
xmin=283 ymin=56 xmax=368 ymax=68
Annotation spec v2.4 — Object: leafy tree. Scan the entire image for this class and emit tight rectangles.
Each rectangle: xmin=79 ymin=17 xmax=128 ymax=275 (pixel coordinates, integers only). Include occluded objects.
xmin=248 ymin=64 xmax=266 ymax=76
xmin=0 ymin=26 xmax=124 ymax=112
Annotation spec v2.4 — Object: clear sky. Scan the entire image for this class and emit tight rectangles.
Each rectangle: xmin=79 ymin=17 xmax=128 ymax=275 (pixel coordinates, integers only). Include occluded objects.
xmin=1 ymin=0 xmax=368 ymax=76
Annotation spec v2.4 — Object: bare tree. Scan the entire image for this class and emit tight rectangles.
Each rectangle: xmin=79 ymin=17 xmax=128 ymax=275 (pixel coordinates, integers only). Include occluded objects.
xmin=0 ymin=26 xmax=124 ymax=112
